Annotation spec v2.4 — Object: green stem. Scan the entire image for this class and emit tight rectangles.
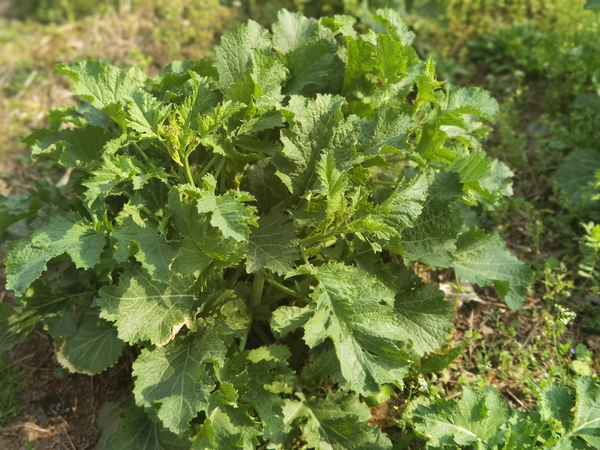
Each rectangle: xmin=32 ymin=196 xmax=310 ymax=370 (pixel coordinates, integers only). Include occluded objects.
xmin=133 ymin=142 xmax=149 ymax=162
xmin=228 ymin=264 xmax=245 ymax=288
xmin=371 ymin=180 xmax=397 ymax=186
xmin=300 ymin=229 xmax=339 ymax=247
xmin=239 ymin=273 xmax=265 ymax=352
xmin=531 ymin=423 xmax=548 ymax=446
xmin=251 ymin=273 xmax=265 ymax=308
xmin=198 ymin=154 xmax=219 ymax=180
xmin=343 ymin=248 xmax=374 ymax=263
xmin=182 ymin=155 xmax=195 ymax=187
xmin=265 ymin=276 xmax=303 ymax=300
xmin=214 ymin=156 xmax=228 ymax=194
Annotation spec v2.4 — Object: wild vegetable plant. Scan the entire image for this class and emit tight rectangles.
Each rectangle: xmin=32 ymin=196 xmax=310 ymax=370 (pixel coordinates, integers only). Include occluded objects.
xmin=409 ymin=376 xmax=600 ymax=449
xmin=0 ymin=9 xmax=531 ymax=448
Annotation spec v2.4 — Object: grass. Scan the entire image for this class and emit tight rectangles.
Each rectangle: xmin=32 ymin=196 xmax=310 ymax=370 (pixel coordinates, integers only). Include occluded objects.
xmin=0 ymin=352 xmax=26 ymax=431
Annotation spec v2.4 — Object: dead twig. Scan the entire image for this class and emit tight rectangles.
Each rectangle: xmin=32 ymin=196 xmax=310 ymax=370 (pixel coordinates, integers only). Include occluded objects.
xmin=506 ymin=389 xmax=526 ymax=409
xmin=523 ymin=324 xmax=540 ymax=348
xmin=61 ymin=425 xmax=77 ymax=450
xmin=468 ymin=309 xmax=475 ymax=360
xmin=22 ymin=422 xmax=52 ymax=433
xmin=445 ymin=391 xmax=463 ymax=400
xmin=6 ymin=353 xmax=35 ymax=369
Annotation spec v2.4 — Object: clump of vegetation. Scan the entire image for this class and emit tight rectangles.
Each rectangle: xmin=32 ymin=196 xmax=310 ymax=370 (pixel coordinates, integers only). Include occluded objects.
xmin=0 ymin=8 xmax=535 ymax=447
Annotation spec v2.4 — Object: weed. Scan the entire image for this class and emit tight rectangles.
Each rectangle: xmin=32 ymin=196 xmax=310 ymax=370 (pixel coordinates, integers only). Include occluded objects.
xmin=541 ymin=258 xmax=574 ymax=306
xmin=578 ymin=222 xmax=600 ymax=289
xmin=25 ymin=438 xmax=39 ymax=450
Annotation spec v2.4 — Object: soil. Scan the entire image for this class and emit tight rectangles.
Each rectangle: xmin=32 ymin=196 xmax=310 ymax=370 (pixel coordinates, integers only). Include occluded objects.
xmin=0 ymin=326 xmax=133 ymax=450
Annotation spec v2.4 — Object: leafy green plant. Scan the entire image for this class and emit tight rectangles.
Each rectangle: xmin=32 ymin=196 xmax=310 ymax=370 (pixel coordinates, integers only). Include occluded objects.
xmin=0 ymin=9 xmax=531 ymax=447
xmin=408 ymin=376 xmax=600 ymax=449
xmin=541 ymin=258 xmax=574 ymax=306
xmin=555 ymin=149 xmax=600 ymax=221
xmin=586 ymin=0 xmax=600 ymax=11
xmin=25 ymin=438 xmax=39 ymax=450
xmin=0 ymin=352 xmax=26 ymax=431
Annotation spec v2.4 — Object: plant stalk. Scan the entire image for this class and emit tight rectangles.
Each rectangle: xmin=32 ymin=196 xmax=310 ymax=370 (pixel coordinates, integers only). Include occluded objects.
xmin=182 ymin=155 xmax=195 ymax=187
xmin=265 ymin=276 xmax=303 ymax=300
xmin=133 ymin=142 xmax=149 ymax=162
xmin=198 ymin=154 xmax=219 ymax=180
xmin=299 ymin=229 xmax=338 ymax=247
xmin=250 ymin=273 xmax=265 ymax=308
xmin=239 ymin=273 xmax=265 ymax=351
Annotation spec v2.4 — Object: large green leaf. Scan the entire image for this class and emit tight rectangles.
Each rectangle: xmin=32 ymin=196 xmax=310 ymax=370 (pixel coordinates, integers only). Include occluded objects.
xmin=300 ymin=346 xmax=346 ymax=390
xmin=555 ymin=149 xmax=600 ymax=218
xmin=54 ymin=60 xmax=171 ymax=144
xmin=267 ymin=391 xmax=392 ymax=450
xmin=82 ymin=155 xmax=167 ymax=206
xmin=389 ymin=265 xmax=455 ymax=355
xmin=376 ymin=174 xmax=428 ymax=232
xmin=192 ymin=386 xmax=262 ymax=450
xmin=215 ymin=20 xmax=271 ymax=92
xmin=20 ymin=282 xmax=95 ymax=338
xmin=450 ymin=227 xmax=532 ymax=310
xmin=273 ymin=9 xmax=342 ymax=96
xmin=246 ymin=209 xmax=300 ymax=275
xmin=241 ymin=347 xmax=294 ymax=438
xmin=133 ymin=334 xmax=219 ymax=434
xmin=192 ymin=175 xmax=257 ymax=242
xmin=133 ymin=289 xmax=249 ymax=434
xmin=98 ymin=264 xmax=196 ymax=346
xmin=24 ymin=125 xmax=112 ymax=169
xmin=272 ymin=9 xmax=333 ymax=54
xmin=0 ymin=180 xmax=67 ymax=239
xmin=218 ymin=345 xmax=295 ymax=439
xmin=6 ymin=213 xmax=105 ymax=296
xmin=373 ymin=8 xmax=415 ymax=45
xmin=271 ymin=263 xmax=409 ymax=395
xmin=168 ymin=185 xmax=247 ymax=282
xmin=272 ymin=94 xmax=345 ymax=198
xmin=0 ymin=192 xmax=42 ymax=237
xmin=350 ymin=175 xmax=429 ymax=252
xmin=342 ymin=12 xmax=416 ymax=115
xmin=98 ymin=403 xmax=192 ymax=450
xmin=55 ymin=309 xmax=124 ymax=375
xmin=55 ymin=60 xmax=146 ymax=109
xmin=356 ymin=105 xmax=411 ymax=155
xmin=401 ymin=171 xmax=463 ymax=267
xmin=444 ymin=86 xmax=499 ymax=122
xmin=112 ymin=216 xmax=179 ymax=282
xmin=126 ymin=89 xmax=171 ymax=139
xmin=565 ymin=377 xmax=600 ymax=447
xmin=315 ymin=150 xmax=349 ymax=217
xmin=411 ymin=386 xmax=508 ymax=447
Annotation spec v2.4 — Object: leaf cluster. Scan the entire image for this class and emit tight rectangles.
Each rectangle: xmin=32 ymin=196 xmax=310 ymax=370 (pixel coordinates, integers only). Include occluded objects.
xmin=409 ymin=376 xmax=600 ymax=450
xmin=0 ymin=9 xmax=531 ymax=448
